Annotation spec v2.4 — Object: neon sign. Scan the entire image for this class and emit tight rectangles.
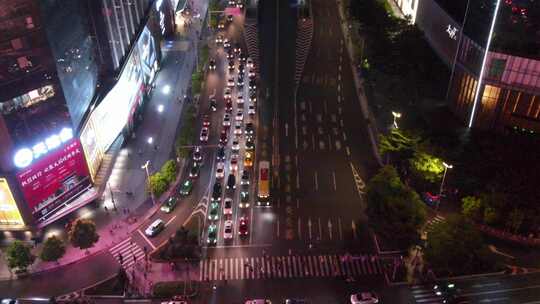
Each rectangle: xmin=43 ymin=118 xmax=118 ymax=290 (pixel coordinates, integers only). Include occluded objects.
xmin=446 ymin=24 xmax=458 ymax=40
xmin=14 ymin=127 xmax=74 ymax=168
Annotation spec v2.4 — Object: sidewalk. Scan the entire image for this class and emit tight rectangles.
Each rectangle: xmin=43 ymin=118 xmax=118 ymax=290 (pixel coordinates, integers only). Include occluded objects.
xmin=0 ymin=0 xmax=210 ymax=281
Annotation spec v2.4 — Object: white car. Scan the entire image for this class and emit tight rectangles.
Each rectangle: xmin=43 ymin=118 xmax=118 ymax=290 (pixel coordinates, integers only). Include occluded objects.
xmin=248 ymin=104 xmax=256 ymax=115
xmin=232 ymin=138 xmax=240 ymax=151
xmin=145 ymin=219 xmax=164 ymax=237
xmin=237 ymin=94 xmax=244 ymax=105
xmin=215 ymin=34 xmax=224 ymax=45
xmin=215 ymin=162 xmax=225 ymax=179
xmin=227 ymin=77 xmax=235 ymax=87
xmin=235 ymin=109 xmax=244 ymax=121
xmin=234 ymin=122 xmax=243 ymax=135
xmin=230 ymin=154 xmax=239 ymax=171
xmin=223 ymin=220 xmax=233 ymax=239
xmin=249 ymin=95 xmax=257 ymax=103
xmin=223 ymin=198 xmax=233 ymax=215
xmin=223 ymin=113 xmax=231 ymax=126
xmin=223 ymin=38 xmax=231 ymax=49
xmin=199 ymin=127 xmax=209 ymax=142
xmin=224 ymin=88 xmax=232 ymax=100
xmin=350 ymin=292 xmax=379 ymax=304
xmin=248 ymin=70 xmax=256 ymax=79
xmin=247 ymin=58 xmax=254 ymax=69
xmin=245 ymin=300 xmax=271 ymax=304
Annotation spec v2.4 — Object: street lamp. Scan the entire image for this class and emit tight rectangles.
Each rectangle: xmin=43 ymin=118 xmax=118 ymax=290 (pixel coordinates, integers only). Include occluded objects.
xmin=141 ymin=161 xmax=156 ymax=205
xmin=107 ymin=182 xmax=118 ymax=211
xmin=437 ymin=162 xmax=453 ymax=209
xmin=392 ymin=111 xmax=402 ymax=129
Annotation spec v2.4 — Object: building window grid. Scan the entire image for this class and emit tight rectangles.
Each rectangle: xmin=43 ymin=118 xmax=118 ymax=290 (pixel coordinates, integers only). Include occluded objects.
xmin=103 ymin=0 xmax=121 ymax=69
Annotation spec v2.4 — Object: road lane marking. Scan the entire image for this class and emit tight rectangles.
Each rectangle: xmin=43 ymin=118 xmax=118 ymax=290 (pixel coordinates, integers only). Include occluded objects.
xmin=249 ymin=207 xmax=254 ymax=244
xmin=298 ymin=218 xmax=302 ymax=240
xmin=312 ymin=134 xmax=316 ymax=151
xmin=332 ymin=171 xmax=337 ymax=191
xmin=314 ymin=171 xmax=319 ymax=191
xmin=461 ymin=285 xmax=540 ymax=297
xmin=302 ymin=126 xmax=307 ymax=135
xmin=316 ymin=114 xmax=322 ymax=123
xmin=296 ymin=198 xmax=300 ymax=209
xmin=165 ymin=215 xmax=177 ymax=227
xmin=336 ymin=140 xmax=342 ymax=150
xmin=338 ymin=217 xmax=343 ymax=240
xmin=318 ymin=217 xmax=322 ymax=240
xmin=295 ymin=154 xmax=299 ymax=167
xmin=338 ymin=106 xmax=342 ymax=115
xmin=340 ymin=119 xmax=344 ymax=127
xmin=285 ymin=123 xmax=289 ymax=137
xmin=308 ymin=218 xmax=313 ymax=239
xmin=137 ymin=229 xmax=157 ymax=250
xmin=277 ymin=217 xmax=280 ymax=238
xmin=318 ymin=126 xmax=324 ymax=135
xmin=328 ymin=219 xmax=333 ymax=240
xmin=331 ymin=114 xmax=337 ymax=123
xmin=346 ymin=146 xmax=351 ymax=156
xmin=296 ymin=171 xmax=300 ymax=189
xmin=301 ymin=113 xmax=306 ymax=122
xmin=337 ymin=95 xmax=341 ymax=103
xmin=328 ymin=134 xmax=332 ymax=151
xmin=351 ymin=221 xmax=357 ymax=239
xmin=300 ymin=101 xmax=306 ymax=111
xmin=343 ymin=132 xmax=347 ymax=141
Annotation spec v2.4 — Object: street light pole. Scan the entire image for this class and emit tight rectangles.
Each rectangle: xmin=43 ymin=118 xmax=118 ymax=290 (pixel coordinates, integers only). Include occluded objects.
xmin=392 ymin=111 xmax=402 ymax=129
xmin=108 ymin=182 xmax=118 ymax=211
xmin=141 ymin=161 xmax=156 ymax=205
xmin=437 ymin=162 xmax=453 ymax=209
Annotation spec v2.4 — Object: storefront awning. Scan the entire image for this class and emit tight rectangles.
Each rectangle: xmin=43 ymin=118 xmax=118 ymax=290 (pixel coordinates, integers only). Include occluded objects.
xmin=37 ymin=186 xmax=98 ymax=229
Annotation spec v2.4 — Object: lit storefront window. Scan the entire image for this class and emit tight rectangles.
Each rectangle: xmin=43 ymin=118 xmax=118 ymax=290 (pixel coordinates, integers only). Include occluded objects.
xmin=0 ymin=179 xmax=25 ymax=227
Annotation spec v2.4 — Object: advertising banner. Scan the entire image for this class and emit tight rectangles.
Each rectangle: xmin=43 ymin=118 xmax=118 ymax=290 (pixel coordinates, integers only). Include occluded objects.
xmin=0 ymin=178 xmax=24 ymax=226
xmin=16 ymin=138 xmax=91 ymax=220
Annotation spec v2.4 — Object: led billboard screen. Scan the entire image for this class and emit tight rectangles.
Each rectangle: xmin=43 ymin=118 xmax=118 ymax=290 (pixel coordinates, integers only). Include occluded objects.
xmin=16 ymin=138 xmax=91 ymax=221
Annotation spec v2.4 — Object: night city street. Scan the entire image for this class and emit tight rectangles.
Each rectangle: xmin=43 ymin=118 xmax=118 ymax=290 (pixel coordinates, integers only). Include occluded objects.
xmin=1 ymin=0 xmax=540 ymax=303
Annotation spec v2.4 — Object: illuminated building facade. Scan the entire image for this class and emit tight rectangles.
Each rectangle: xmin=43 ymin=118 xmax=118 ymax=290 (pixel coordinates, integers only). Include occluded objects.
xmin=392 ymin=0 xmax=540 ymax=132
xmin=0 ymin=0 xmax=174 ymax=230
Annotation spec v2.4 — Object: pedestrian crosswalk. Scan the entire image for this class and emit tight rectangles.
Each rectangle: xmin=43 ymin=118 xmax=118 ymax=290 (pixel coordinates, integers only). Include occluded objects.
xmin=424 ymin=215 xmax=445 ymax=233
xmin=410 ymin=285 xmax=444 ymax=303
xmin=295 ymin=18 xmax=314 ymax=85
xmin=244 ymin=23 xmax=259 ymax=75
xmin=109 ymin=238 xmax=146 ymax=269
xmin=199 ymin=254 xmax=384 ymax=281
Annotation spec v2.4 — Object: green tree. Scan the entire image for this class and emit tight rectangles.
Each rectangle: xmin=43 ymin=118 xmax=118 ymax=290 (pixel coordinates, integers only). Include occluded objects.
xmin=366 ymin=166 xmax=427 ymax=249
xmin=40 ymin=236 xmax=66 ymax=263
xmin=149 ymin=172 xmax=168 ymax=197
xmin=161 ymin=160 xmax=177 ymax=184
xmin=408 ymin=151 xmax=445 ymax=184
xmin=5 ymin=240 xmax=35 ymax=272
xmin=424 ymin=215 xmax=495 ymax=275
xmin=378 ymin=128 xmax=419 ymax=158
xmin=68 ymin=219 xmax=100 ymax=252
xmin=461 ymin=196 xmax=483 ymax=221
xmin=506 ymin=209 xmax=525 ymax=234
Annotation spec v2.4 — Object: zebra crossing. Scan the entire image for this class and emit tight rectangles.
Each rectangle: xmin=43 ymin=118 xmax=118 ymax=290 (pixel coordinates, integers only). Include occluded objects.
xmin=199 ymin=254 xmax=384 ymax=281
xmin=244 ymin=23 xmax=260 ymax=75
xmin=410 ymin=285 xmax=444 ymax=303
xmin=295 ymin=18 xmax=314 ymax=85
xmin=109 ymin=238 xmax=146 ymax=269
xmin=424 ymin=215 xmax=445 ymax=233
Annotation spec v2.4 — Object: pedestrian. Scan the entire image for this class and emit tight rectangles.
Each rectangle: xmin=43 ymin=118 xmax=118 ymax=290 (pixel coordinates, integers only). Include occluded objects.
xmin=104 ymin=206 xmax=108 ymax=213
xmin=133 ymin=255 xmax=136 ymax=264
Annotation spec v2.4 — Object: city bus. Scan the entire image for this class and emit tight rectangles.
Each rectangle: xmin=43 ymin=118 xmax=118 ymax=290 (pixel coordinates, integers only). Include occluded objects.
xmin=257 ymin=161 xmax=270 ymax=206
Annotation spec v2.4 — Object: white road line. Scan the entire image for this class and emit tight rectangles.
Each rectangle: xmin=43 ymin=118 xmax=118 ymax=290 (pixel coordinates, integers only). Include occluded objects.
xmin=277 ymin=217 xmax=280 ymax=238
xmin=318 ymin=217 xmax=322 ymax=240
xmin=346 ymin=146 xmax=351 ymax=156
xmin=298 ymin=218 xmax=302 ymax=240
xmin=338 ymin=73 xmax=341 ymax=81
xmin=296 ymin=171 xmax=300 ymax=189
xmin=314 ymin=171 xmax=318 ymax=191
xmin=332 ymin=171 xmax=337 ymax=191
xmin=328 ymin=134 xmax=332 ymax=151
xmin=137 ymin=229 xmax=157 ymax=250
xmin=285 ymin=123 xmax=289 ymax=137
xmin=343 ymin=132 xmax=347 ymax=141
xmin=337 ymin=95 xmax=341 ymax=103
xmin=295 ymin=154 xmax=299 ymax=167
xmin=302 ymin=125 xmax=307 ymax=135
xmin=340 ymin=119 xmax=344 ymax=127
xmin=338 ymin=217 xmax=343 ymax=240
xmin=165 ymin=215 xmax=177 ymax=227
xmin=312 ymin=134 xmax=316 ymax=151
xmin=249 ymin=207 xmax=254 ymax=244
xmin=338 ymin=106 xmax=342 ymax=115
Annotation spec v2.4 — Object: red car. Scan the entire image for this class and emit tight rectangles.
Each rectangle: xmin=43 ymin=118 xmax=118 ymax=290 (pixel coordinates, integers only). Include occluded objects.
xmin=238 ymin=217 xmax=248 ymax=236
xmin=220 ymin=129 xmax=228 ymax=144
xmin=202 ymin=115 xmax=211 ymax=127
xmin=225 ymin=100 xmax=233 ymax=113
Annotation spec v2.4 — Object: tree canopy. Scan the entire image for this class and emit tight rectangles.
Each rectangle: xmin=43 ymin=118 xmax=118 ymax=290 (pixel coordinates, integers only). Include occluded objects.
xmin=424 ymin=215 xmax=496 ymax=276
xmin=6 ymin=240 xmax=35 ymax=271
xmin=366 ymin=165 xmax=427 ymax=250
xmin=40 ymin=236 xmax=66 ymax=263
xmin=68 ymin=219 xmax=99 ymax=251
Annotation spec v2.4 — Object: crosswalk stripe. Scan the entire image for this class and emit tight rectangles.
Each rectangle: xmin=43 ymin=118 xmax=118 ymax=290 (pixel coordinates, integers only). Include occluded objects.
xmin=199 ymin=254 xmax=384 ymax=282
